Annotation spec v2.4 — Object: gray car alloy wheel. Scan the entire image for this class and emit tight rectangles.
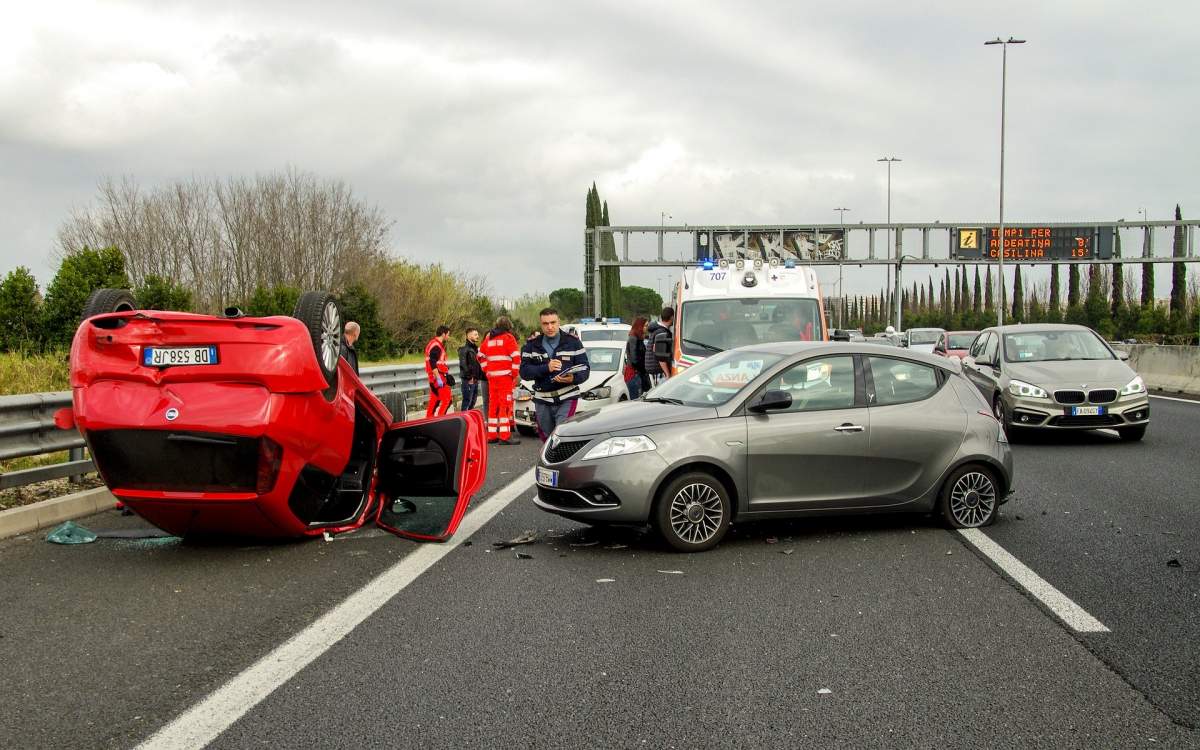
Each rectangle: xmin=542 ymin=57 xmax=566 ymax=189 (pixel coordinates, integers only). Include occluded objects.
xmin=669 ymin=482 xmax=724 ymax=545
xmin=948 ymin=470 xmax=996 ymax=527
xmin=320 ymin=300 xmax=342 ymax=373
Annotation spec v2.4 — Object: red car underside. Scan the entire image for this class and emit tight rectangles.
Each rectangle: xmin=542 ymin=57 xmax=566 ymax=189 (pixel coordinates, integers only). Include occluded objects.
xmin=70 ymin=310 xmax=390 ymax=537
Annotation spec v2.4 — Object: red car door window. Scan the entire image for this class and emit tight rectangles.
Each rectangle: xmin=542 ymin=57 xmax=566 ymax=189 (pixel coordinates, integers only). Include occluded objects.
xmin=374 ymin=411 xmax=487 ymax=542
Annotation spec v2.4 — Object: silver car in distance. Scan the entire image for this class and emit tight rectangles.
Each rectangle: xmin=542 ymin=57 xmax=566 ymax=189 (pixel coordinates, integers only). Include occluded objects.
xmin=534 ymin=342 xmax=1014 ymax=552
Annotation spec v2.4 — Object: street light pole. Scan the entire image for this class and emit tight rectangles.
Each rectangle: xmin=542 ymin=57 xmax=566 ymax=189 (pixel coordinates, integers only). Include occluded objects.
xmin=986 ymin=36 xmax=1025 ymax=327
xmin=877 ymin=157 xmax=901 ymax=329
xmin=834 ymin=207 xmax=850 ymax=328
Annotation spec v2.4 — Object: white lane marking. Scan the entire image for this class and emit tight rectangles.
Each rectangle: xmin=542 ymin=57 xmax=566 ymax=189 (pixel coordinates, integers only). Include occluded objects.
xmin=137 ymin=469 xmax=536 ymax=750
xmin=957 ymin=528 xmax=1110 ymax=634
xmin=1149 ymin=394 xmax=1200 ymax=405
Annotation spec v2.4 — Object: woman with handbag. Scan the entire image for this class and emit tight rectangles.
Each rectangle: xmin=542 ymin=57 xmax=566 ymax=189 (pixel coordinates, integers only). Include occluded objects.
xmin=624 ymin=316 xmax=649 ymax=399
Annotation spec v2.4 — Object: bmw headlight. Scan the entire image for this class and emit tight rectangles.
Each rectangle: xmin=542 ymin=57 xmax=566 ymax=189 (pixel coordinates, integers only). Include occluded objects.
xmin=582 ymin=435 xmax=656 ymax=460
xmin=582 ymin=386 xmax=612 ymax=400
xmin=1007 ymin=379 xmax=1048 ymax=399
xmin=1120 ymin=375 xmax=1146 ymax=396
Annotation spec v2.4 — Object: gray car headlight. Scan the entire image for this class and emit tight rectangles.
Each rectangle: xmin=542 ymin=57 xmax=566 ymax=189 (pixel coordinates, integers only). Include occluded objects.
xmin=1008 ymin=379 xmax=1048 ymax=399
xmin=582 ymin=435 xmax=656 ymax=460
xmin=1120 ymin=375 xmax=1146 ymax=396
xmin=582 ymin=386 xmax=612 ymax=400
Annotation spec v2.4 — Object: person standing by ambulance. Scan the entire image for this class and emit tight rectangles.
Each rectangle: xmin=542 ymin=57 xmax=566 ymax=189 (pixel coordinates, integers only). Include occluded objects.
xmin=480 ymin=316 xmax=521 ymax=444
xmin=520 ymin=307 xmax=589 ymax=441
xmin=424 ymin=325 xmax=454 ymax=418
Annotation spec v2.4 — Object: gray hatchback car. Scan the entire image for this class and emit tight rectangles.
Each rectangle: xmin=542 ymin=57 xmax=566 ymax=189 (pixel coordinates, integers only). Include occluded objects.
xmin=534 ymin=343 xmax=1013 ymax=552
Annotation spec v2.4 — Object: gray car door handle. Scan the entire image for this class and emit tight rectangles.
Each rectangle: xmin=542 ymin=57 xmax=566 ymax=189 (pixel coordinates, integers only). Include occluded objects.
xmin=834 ymin=424 xmax=864 ymax=433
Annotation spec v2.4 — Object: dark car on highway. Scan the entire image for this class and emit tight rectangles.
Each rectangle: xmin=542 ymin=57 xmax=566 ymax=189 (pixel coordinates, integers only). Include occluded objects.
xmin=534 ymin=342 xmax=1013 ymax=552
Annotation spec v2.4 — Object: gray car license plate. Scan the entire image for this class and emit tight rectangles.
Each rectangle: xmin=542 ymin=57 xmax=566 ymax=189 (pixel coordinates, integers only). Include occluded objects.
xmin=536 ymin=467 xmax=558 ymax=487
xmin=1069 ymin=405 xmax=1104 ymax=416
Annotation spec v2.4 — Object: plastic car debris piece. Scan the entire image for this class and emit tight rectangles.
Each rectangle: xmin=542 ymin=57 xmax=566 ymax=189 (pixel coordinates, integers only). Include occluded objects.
xmin=494 ymin=530 xmax=538 ymax=549
xmin=323 ymin=531 xmax=334 ymax=542
xmin=46 ymin=521 xmax=97 ymax=545
xmin=657 ymin=570 xmax=684 ymax=575
xmin=515 ymin=551 xmax=533 ymax=560
xmin=1167 ymin=558 xmax=1182 ymax=568
xmin=569 ymin=540 xmax=599 ymax=547
xmin=605 ymin=544 xmax=628 ymax=550
xmin=817 ymin=688 xmax=833 ymax=695
xmin=596 ymin=578 xmax=615 ymax=583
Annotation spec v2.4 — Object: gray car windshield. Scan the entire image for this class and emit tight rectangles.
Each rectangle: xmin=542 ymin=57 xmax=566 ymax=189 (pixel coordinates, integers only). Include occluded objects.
xmin=1003 ymin=330 xmax=1114 ymax=363
xmin=649 ymin=350 xmax=784 ymax=407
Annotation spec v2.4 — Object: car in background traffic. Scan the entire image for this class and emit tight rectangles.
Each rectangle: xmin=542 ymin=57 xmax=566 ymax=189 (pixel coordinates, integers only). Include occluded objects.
xmin=903 ymin=327 xmax=945 ymax=354
xmin=962 ymin=323 xmax=1150 ymax=441
xmin=934 ymin=331 xmax=980 ymax=360
xmin=535 ymin=342 xmax=1013 ymax=552
xmin=831 ymin=328 xmax=866 ymax=342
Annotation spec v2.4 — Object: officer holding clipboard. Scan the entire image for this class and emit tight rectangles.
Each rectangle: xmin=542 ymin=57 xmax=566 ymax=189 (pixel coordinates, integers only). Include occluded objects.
xmin=518 ymin=307 xmax=590 ymax=442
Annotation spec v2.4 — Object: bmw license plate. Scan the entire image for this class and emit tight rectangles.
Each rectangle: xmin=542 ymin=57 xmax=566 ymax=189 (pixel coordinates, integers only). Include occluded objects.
xmin=144 ymin=346 xmax=218 ymax=367
xmin=1069 ymin=405 xmax=1104 ymax=416
xmin=536 ymin=466 xmax=559 ymax=487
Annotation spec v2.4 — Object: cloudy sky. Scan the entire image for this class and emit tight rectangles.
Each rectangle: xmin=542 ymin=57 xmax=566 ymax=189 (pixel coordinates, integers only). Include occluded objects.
xmin=2 ymin=0 xmax=1197 ymax=303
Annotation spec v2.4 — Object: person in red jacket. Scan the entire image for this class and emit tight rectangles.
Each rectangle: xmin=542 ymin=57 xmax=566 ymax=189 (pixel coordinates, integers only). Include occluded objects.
xmin=480 ymin=316 xmax=521 ymax=444
xmin=424 ymin=325 xmax=454 ymax=418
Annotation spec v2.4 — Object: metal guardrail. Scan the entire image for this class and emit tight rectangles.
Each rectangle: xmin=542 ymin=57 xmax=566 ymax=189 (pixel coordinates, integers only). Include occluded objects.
xmin=0 ymin=362 xmax=462 ymax=491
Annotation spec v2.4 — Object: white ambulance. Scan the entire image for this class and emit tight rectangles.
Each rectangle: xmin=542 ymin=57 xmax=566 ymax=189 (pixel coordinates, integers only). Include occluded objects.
xmin=668 ymin=258 xmax=828 ymax=373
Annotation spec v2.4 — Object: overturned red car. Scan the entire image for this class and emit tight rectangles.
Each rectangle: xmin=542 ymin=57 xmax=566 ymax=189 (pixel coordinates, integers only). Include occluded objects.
xmin=58 ymin=288 xmax=486 ymax=541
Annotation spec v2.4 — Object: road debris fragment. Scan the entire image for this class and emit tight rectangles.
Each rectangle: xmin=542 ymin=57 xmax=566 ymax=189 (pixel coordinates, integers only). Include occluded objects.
xmin=657 ymin=570 xmax=684 ymax=575
xmin=45 ymin=521 xmax=97 ymax=545
xmin=596 ymin=578 xmax=615 ymax=583
xmin=493 ymin=530 xmax=538 ymax=548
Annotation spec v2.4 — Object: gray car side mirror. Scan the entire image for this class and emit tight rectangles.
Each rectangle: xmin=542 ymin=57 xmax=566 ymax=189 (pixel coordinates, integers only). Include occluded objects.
xmin=749 ymin=389 xmax=792 ymax=413
xmin=1116 ymin=351 xmax=1130 ymax=361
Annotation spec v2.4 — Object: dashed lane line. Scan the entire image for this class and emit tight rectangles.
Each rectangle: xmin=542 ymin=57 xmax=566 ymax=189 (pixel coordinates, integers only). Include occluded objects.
xmin=958 ymin=527 xmax=1110 ymax=633
xmin=136 ymin=469 xmax=537 ymax=750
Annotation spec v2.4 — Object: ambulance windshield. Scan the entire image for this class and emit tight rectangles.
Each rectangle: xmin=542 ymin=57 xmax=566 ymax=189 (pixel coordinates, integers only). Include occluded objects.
xmin=679 ymin=298 xmax=822 ymax=356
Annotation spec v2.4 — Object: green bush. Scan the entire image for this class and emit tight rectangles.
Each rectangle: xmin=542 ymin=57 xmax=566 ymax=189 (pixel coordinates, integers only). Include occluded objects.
xmin=40 ymin=246 xmax=129 ymax=351
xmin=0 ymin=267 xmax=41 ymax=353
xmin=135 ymin=275 xmax=193 ymax=312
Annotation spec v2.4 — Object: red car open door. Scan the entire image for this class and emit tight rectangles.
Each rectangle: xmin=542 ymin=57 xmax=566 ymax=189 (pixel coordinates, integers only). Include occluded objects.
xmin=374 ymin=410 xmax=487 ymax=542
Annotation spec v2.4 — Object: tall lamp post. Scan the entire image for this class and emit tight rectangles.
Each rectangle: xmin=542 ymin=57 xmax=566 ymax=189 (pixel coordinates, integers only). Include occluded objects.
xmin=877 ymin=157 xmax=901 ymax=329
xmin=833 ymin=207 xmax=850 ymax=328
xmin=985 ymin=36 xmax=1025 ymax=327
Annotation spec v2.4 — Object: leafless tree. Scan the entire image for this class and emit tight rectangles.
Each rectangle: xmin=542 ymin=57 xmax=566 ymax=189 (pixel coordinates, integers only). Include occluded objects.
xmin=57 ymin=170 xmax=392 ymax=311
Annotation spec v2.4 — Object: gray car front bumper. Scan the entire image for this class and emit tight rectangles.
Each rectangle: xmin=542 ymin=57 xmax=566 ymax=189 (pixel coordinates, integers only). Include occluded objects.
xmin=534 ymin=445 xmax=668 ymax=524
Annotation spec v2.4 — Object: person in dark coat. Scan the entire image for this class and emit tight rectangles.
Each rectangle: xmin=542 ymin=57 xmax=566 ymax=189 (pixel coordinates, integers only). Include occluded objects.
xmin=625 ymin=316 xmax=649 ymax=398
xmin=457 ymin=327 xmax=484 ymax=411
xmin=340 ymin=321 xmax=360 ymax=374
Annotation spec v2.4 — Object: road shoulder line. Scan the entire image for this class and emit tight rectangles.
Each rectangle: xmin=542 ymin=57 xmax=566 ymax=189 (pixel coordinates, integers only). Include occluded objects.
xmin=135 ymin=469 xmax=536 ymax=750
xmin=1149 ymin=393 xmax=1200 ymax=405
xmin=958 ymin=527 xmax=1109 ymax=634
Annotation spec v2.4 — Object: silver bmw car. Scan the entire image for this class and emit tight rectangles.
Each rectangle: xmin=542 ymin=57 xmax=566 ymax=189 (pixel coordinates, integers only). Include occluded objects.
xmin=962 ymin=323 xmax=1150 ymax=441
xmin=534 ymin=342 xmax=1013 ymax=552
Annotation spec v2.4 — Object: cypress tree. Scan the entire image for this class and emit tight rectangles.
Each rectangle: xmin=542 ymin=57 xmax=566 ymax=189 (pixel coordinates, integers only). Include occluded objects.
xmin=943 ymin=270 xmax=952 ymax=318
xmin=1171 ymin=204 xmax=1187 ymax=322
xmin=960 ymin=267 xmax=970 ymax=313
xmin=1011 ymin=265 xmax=1024 ymax=322
xmin=973 ymin=267 xmax=982 ymax=314
xmin=599 ymin=199 xmax=622 ymax=317
xmin=1140 ymin=223 xmax=1154 ymax=307
xmin=984 ymin=266 xmax=994 ymax=313
xmin=927 ymin=278 xmax=935 ymax=314
xmin=952 ymin=268 xmax=960 ymax=313
xmin=1049 ymin=264 xmax=1061 ymax=316
xmin=1068 ymin=264 xmax=1081 ymax=308
xmin=1111 ymin=230 xmax=1124 ymax=321
xmin=584 ymin=184 xmax=600 ymax=314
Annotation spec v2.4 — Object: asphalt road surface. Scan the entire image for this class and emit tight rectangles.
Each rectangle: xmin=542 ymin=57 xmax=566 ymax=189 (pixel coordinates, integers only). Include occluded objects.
xmin=2 ymin=398 xmax=1197 ymax=748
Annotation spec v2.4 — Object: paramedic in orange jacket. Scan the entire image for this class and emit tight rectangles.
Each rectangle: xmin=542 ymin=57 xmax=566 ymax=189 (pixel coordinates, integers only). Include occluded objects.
xmin=480 ymin=316 xmax=521 ymax=444
xmin=424 ymin=325 xmax=454 ymax=417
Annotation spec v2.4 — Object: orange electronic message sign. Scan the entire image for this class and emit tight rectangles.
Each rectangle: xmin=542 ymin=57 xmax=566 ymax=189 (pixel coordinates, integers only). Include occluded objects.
xmin=953 ymin=226 xmax=1113 ymax=261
